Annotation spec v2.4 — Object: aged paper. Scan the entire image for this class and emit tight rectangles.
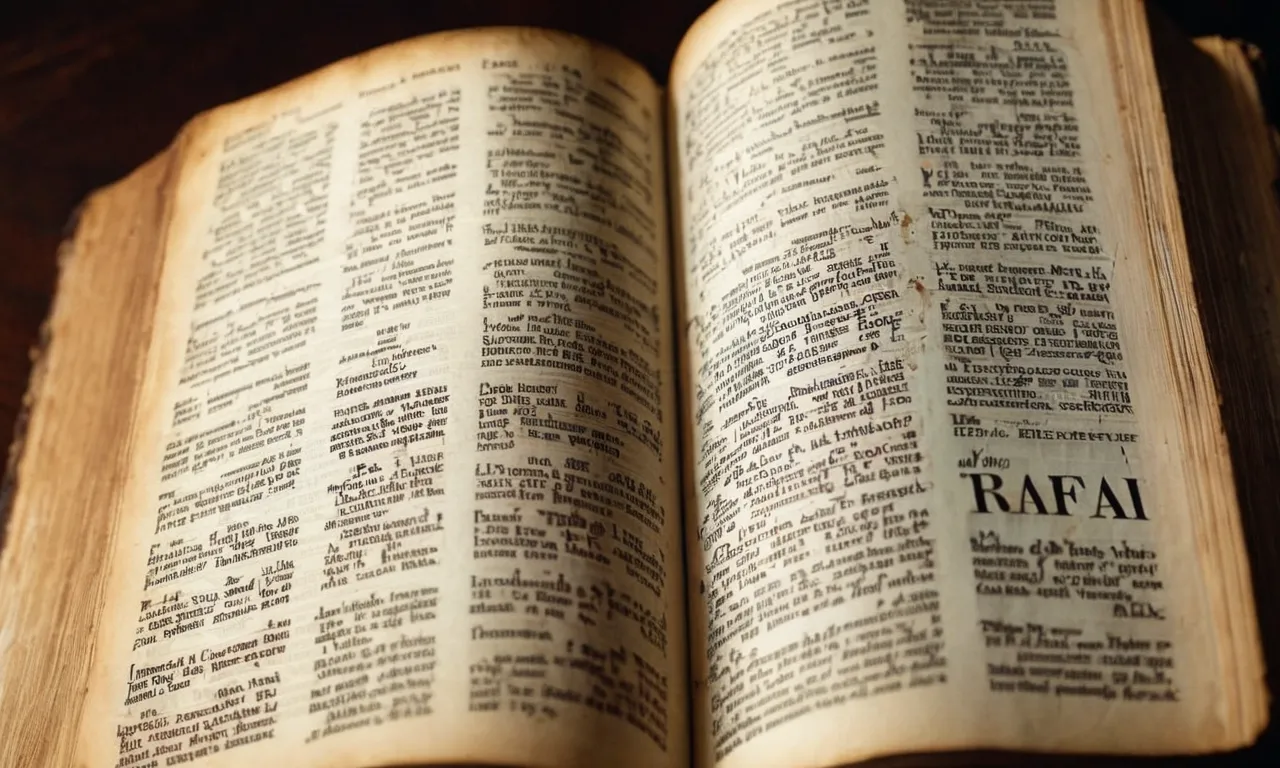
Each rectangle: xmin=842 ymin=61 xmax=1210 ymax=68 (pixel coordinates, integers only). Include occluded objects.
xmin=78 ymin=29 xmax=686 ymax=768
xmin=669 ymin=1 xmax=1255 ymax=766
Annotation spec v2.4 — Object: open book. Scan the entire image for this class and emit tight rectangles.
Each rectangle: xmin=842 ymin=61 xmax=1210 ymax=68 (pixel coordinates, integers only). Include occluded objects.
xmin=0 ymin=0 xmax=1272 ymax=766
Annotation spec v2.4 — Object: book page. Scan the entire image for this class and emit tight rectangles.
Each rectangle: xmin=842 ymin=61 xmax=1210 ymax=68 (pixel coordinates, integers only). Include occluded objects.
xmin=669 ymin=1 xmax=1263 ymax=766
xmin=76 ymin=28 xmax=685 ymax=768
xmin=0 ymin=152 xmax=180 ymax=768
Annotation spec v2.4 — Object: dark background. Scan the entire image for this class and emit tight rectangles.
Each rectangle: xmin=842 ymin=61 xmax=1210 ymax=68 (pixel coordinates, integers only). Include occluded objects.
xmin=0 ymin=1 xmax=1277 ymax=764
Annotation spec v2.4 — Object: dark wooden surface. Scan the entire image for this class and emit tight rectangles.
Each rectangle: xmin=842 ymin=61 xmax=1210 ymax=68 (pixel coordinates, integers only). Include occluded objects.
xmin=1 ymin=1 xmax=1277 ymax=763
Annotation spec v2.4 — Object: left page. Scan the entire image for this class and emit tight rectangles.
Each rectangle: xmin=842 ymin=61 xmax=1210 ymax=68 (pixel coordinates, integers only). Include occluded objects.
xmin=75 ymin=29 xmax=686 ymax=768
xmin=0 ymin=152 xmax=180 ymax=768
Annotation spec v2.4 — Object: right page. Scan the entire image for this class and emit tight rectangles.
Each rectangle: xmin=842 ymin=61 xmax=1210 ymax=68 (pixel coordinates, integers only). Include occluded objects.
xmin=668 ymin=1 xmax=1267 ymax=766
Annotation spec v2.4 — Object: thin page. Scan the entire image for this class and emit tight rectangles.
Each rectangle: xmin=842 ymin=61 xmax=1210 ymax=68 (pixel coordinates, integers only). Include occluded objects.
xmin=669 ymin=1 xmax=1262 ymax=766
xmin=77 ymin=28 xmax=686 ymax=768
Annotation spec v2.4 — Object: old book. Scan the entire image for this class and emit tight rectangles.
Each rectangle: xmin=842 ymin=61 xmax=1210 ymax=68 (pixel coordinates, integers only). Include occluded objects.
xmin=0 ymin=0 xmax=1273 ymax=766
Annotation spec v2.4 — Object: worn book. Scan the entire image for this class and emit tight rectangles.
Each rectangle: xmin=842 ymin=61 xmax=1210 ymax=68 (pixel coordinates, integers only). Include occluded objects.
xmin=0 ymin=0 xmax=1273 ymax=766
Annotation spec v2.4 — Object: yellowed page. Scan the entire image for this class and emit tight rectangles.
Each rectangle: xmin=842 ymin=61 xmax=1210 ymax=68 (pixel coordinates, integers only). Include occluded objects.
xmin=669 ymin=1 xmax=1265 ymax=767
xmin=0 ymin=152 xmax=179 ymax=768
xmin=76 ymin=28 xmax=685 ymax=768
